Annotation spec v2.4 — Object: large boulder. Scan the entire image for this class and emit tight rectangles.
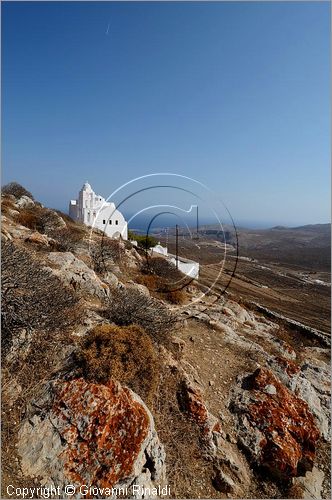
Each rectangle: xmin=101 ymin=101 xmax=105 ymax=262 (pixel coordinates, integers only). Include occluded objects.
xmin=179 ymin=378 xmax=222 ymax=457
xmin=268 ymin=356 xmax=330 ymax=440
xmin=230 ymin=367 xmax=320 ymax=480
xmin=18 ymin=378 xmax=166 ymax=496
xmin=41 ymin=209 xmax=67 ymax=232
xmin=15 ymin=195 xmax=35 ymax=209
xmin=25 ymin=231 xmax=50 ymax=246
xmin=46 ymin=252 xmax=109 ymax=300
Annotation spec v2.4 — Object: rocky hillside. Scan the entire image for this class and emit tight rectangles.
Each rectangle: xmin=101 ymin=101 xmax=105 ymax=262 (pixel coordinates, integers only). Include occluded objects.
xmin=1 ymin=184 xmax=331 ymax=499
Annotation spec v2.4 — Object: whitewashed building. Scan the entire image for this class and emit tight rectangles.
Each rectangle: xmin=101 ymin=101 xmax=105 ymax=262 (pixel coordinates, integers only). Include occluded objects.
xmin=69 ymin=182 xmax=128 ymax=240
xmin=150 ymin=243 xmax=199 ymax=279
xmin=150 ymin=243 xmax=168 ymax=257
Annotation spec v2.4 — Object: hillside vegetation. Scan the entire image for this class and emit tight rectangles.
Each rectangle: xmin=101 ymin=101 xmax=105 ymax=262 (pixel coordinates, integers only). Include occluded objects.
xmin=1 ymin=183 xmax=331 ymax=499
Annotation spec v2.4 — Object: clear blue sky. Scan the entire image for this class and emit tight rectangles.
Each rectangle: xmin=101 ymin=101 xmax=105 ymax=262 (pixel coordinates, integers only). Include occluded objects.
xmin=2 ymin=1 xmax=330 ymax=227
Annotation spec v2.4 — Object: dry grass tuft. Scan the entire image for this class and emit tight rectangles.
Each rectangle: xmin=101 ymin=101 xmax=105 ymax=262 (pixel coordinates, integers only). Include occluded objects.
xmin=15 ymin=207 xmax=42 ymax=230
xmin=74 ymin=323 xmax=160 ymax=405
xmin=136 ymin=273 xmax=159 ymax=291
xmin=1 ymin=197 xmax=17 ymax=215
xmin=164 ymin=289 xmax=186 ymax=305
xmin=142 ymin=256 xmax=184 ymax=280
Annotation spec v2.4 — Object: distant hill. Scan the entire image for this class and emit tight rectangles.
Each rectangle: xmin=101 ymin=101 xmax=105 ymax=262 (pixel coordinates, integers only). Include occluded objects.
xmin=158 ymin=223 xmax=331 ymax=272
xmin=235 ymin=224 xmax=331 ymax=271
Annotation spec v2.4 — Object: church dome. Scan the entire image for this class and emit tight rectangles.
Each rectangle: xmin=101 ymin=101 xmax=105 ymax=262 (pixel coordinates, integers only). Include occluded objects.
xmin=82 ymin=181 xmax=92 ymax=191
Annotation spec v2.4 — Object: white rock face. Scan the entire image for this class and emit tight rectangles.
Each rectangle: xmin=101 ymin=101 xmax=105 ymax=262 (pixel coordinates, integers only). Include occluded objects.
xmin=264 ymin=384 xmax=277 ymax=395
xmin=291 ymin=467 xmax=325 ymax=500
xmin=15 ymin=195 xmax=35 ymax=208
xmin=46 ymin=252 xmax=109 ymax=300
xmin=103 ymin=270 xmax=119 ymax=288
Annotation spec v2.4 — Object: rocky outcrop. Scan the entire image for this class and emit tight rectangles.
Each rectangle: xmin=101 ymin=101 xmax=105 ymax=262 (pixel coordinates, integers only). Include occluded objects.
xmin=1 ymin=216 xmax=31 ymax=241
xmin=2 ymin=188 xmax=330 ymax=499
xmin=18 ymin=378 xmax=166 ymax=496
xmin=25 ymin=231 xmax=51 ymax=246
xmin=46 ymin=252 xmax=109 ymax=300
xmin=268 ymin=355 xmax=330 ymax=440
xmin=180 ymin=378 xmax=222 ymax=457
xmin=41 ymin=208 xmax=67 ymax=231
xmin=178 ymin=375 xmax=251 ymax=496
xmin=230 ymin=367 xmax=320 ymax=480
xmin=289 ymin=466 xmax=325 ymax=500
xmin=15 ymin=195 xmax=35 ymax=209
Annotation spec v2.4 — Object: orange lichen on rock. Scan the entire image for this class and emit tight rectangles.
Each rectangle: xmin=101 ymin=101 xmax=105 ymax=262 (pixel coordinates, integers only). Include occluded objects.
xmin=274 ymin=356 xmax=300 ymax=377
xmin=181 ymin=381 xmax=222 ymax=456
xmin=183 ymin=385 xmax=210 ymax=427
xmin=52 ymin=378 xmax=150 ymax=488
xmin=246 ymin=368 xmax=320 ymax=479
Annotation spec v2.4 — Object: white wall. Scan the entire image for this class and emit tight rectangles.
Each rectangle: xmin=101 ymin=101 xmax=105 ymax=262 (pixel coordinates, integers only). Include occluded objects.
xmin=150 ymin=244 xmax=168 ymax=256
xmin=169 ymin=256 xmax=199 ymax=279
xmin=94 ymin=205 xmax=128 ymax=240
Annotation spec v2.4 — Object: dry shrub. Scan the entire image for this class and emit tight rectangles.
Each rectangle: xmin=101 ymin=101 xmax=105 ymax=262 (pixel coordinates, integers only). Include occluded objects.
xmin=14 ymin=205 xmax=64 ymax=231
xmin=16 ymin=206 xmax=43 ymax=230
xmin=287 ymin=483 xmax=305 ymax=499
xmin=104 ymin=286 xmax=176 ymax=345
xmin=1 ymin=182 xmax=34 ymax=200
xmin=142 ymin=256 xmax=183 ymax=279
xmin=14 ymin=204 xmax=88 ymax=253
xmin=140 ymin=256 xmax=190 ymax=304
xmin=1 ymin=199 xmax=18 ymax=219
xmin=15 ymin=205 xmax=87 ymax=253
xmin=1 ymin=241 xmax=79 ymax=355
xmin=90 ymin=238 xmax=125 ymax=274
xmin=164 ymin=289 xmax=186 ymax=305
xmin=74 ymin=323 xmax=160 ymax=405
xmin=137 ymin=273 xmax=186 ymax=304
xmin=48 ymin=226 xmax=87 ymax=252
xmin=136 ymin=273 xmax=159 ymax=291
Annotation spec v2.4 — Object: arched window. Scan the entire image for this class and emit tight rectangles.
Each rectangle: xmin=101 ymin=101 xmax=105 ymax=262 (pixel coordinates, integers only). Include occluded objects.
xmin=115 ymin=220 xmax=118 ymax=225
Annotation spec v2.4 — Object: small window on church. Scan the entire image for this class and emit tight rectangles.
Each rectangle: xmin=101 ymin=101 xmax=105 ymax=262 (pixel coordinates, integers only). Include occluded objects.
xmin=115 ymin=220 xmax=118 ymax=225
xmin=109 ymin=220 xmax=112 ymax=225
xmin=103 ymin=220 xmax=106 ymax=225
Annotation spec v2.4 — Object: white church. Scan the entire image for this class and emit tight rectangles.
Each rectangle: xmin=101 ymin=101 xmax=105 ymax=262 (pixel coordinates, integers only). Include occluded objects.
xmin=69 ymin=182 xmax=128 ymax=240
